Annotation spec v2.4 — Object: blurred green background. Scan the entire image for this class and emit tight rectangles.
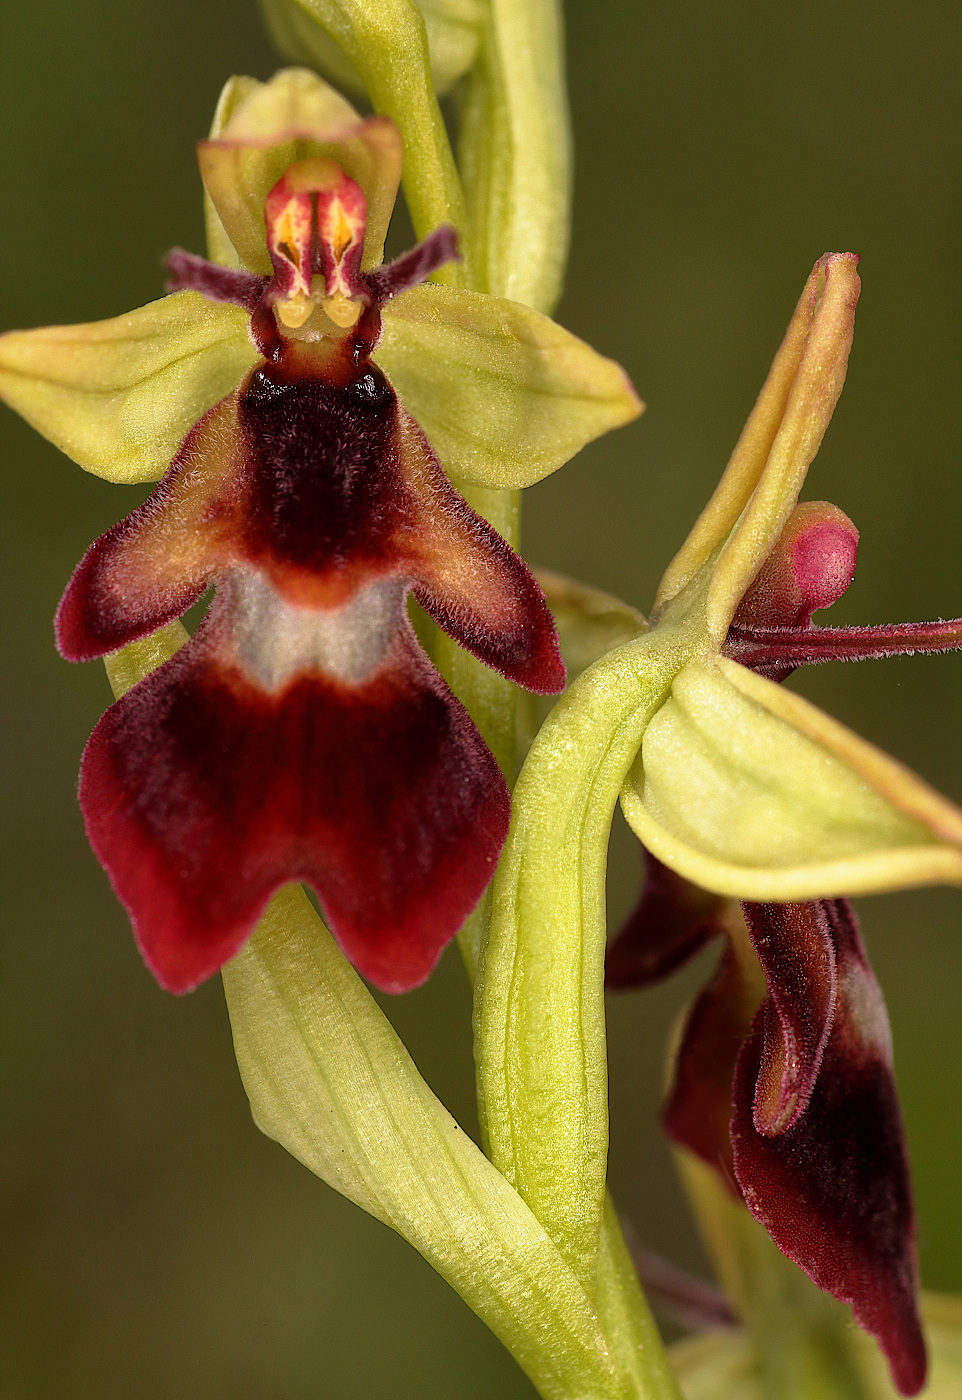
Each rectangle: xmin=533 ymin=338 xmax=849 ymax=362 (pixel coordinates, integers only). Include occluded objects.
xmin=2 ymin=2 xmax=960 ymax=1396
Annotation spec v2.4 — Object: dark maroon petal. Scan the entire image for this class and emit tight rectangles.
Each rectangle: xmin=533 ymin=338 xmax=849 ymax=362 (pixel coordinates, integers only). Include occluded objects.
xmin=741 ymin=902 xmax=837 ymax=1135
xmin=662 ymin=939 xmax=763 ymax=1190
xmin=79 ymin=597 xmax=508 ymax=994
xmin=55 ymin=395 xmax=242 ymax=661
xmin=392 ymin=411 xmax=565 ymax=694
xmin=731 ymin=900 xmax=925 ymax=1395
xmin=606 ymin=851 xmax=728 ymax=989
xmin=726 ymin=616 xmax=962 ymax=674
xmin=164 ymin=249 xmax=268 ymax=311
xmin=363 ymin=225 xmax=461 ymax=303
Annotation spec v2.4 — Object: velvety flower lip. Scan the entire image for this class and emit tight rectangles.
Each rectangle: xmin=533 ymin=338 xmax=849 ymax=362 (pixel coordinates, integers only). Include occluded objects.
xmin=609 ymin=862 xmax=926 ymax=1394
xmin=49 ymin=107 xmax=568 ymax=995
xmin=733 ymin=900 xmax=925 ymax=1398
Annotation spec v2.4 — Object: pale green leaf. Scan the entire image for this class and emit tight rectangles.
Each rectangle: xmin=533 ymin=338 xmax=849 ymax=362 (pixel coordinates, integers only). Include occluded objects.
xmin=377 ymin=283 xmax=643 ymax=489
xmin=222 ymin=887 xmax=634 ymax=1400
xmin=622 ymin=655 xmax=962 ymax=899
xmin=0 ymin=293 xmax=256 ymax=483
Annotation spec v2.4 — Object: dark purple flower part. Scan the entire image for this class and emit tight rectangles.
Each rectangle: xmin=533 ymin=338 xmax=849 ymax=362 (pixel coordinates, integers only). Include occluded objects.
xmin=727 ymin=498 xmax=962 ymax=677
xmin=608 ymin=498 xmax=962 ymax=1393
xmin=606 ymin=854 xmax=728 ymax=989
xmin=733 ymin=901 xmax=925 ymax=1396
xmin=608 ymin=857 xmax=925 ymax=1393
xmin=57 ymin=159 xmax=565 ymax=995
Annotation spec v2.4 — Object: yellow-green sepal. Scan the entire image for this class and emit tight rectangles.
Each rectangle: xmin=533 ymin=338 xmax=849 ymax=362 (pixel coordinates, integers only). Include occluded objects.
xmin=621 ymin=655 xmax=962 ymax=900
xmin=377 ymin=283 xmax=643 ymax=488
xmin=0 ymin=293 xmax=256 ymax=483
xmin=655 ymin=253 xmax=860 ymax=646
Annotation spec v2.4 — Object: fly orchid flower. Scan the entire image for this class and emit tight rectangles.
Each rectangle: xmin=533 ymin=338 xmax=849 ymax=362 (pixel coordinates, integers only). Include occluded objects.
xmin=475 ymin=250 xmax=962 ymax=1391
xmin=0 ymin=68 xmax=641 ymax=994
xmin=607 ymin=495 xmax=962 ymax=1394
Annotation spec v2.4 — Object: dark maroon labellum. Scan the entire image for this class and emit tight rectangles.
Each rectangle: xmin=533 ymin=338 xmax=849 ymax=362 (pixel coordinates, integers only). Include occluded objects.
xmin=58 ymin=169 xmax=565 ymax=995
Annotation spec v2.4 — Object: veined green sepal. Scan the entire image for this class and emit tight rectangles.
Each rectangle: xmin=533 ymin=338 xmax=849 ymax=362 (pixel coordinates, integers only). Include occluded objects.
xmin=377 ymin=283 xmax=644 ymax=489
xmin=621 ymin=655 xmax=962 ymax=901
xmin=0 ymin=294 xmax=256 ymax=483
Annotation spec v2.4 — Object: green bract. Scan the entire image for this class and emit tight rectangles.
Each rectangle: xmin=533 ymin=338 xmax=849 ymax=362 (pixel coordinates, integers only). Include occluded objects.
xmin=0 ymin=68 xmax=637 ymax=491
xmin=260 ymin=0 xmax=483 ymax=100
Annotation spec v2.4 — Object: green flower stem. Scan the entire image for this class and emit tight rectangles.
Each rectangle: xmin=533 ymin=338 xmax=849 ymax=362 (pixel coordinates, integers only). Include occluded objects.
xmin=475 ymin=579 xmax=711 ymax=1305
xmin=458 ymin=0 xmax=572 ymax=314
xmin=293 ymin=0 xmax=470 ymax=284
xmin=596 ymin=1199 xmax=687 ymax=1400
xmin=679 ymin=1152 xmax=872 ymax=1400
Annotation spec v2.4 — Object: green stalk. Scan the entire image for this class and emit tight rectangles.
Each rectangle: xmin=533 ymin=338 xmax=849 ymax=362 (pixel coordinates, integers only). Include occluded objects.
xmin=456 ymin=3 xmax=684 ymax=1391
xmin=459 ymin=0 xmax=571 ymax=315
xmin=293 ymin=0 xmax=471 ymax=284
xmin=475 ymin=596 xmax=710 ymax=1293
